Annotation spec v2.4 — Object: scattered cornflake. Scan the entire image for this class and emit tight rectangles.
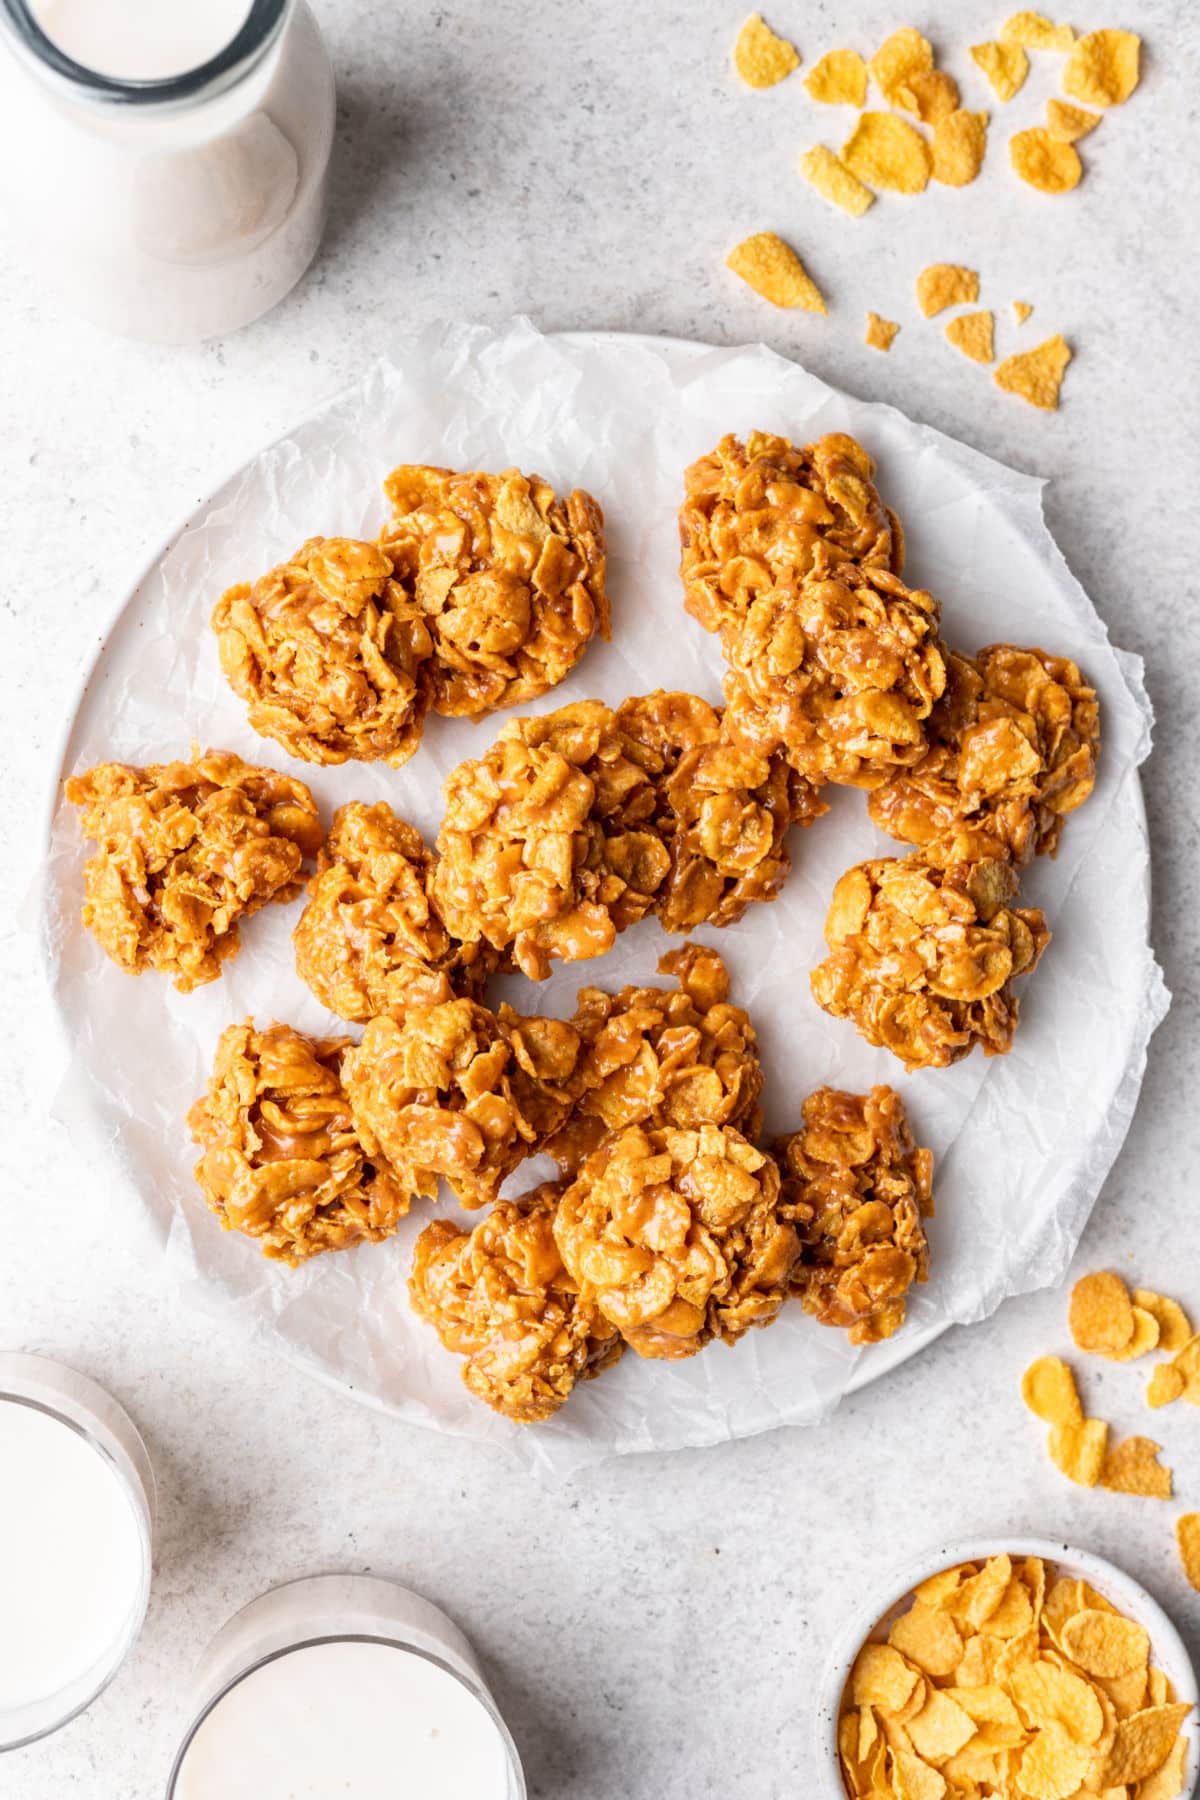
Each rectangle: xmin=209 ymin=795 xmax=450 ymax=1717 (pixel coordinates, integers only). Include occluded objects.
xmin=1013 ymin=300 xmax=1034 ymax=324
xmin=800 ymin=144 xmax=875 ymax=217
xmin=897 ymin=68 xmax=960 ymax=123
xmin=1022 ymin=1355 xmax=1083 ymax=1427
xmin=1148 ymin=1362 xmax=1186 ymax=1410
xmin=970 ymin=40 xmax=1029 ymax=102
xmin=1134 ymin=1290 xmax=1193 ymax=1353
xmin=1103 ymin=1704 xmax=1194 ymax=1786
xmin=1100 ymin=1435 xmax=1173 ymax=1499
xmin=733 ymin=13 xmax=800 ymax=89
xmin=1069 ymin=1272 xmax=1136 ymax=1354
xmin=1177 ymin=1516 xmax=1200 ymax=1591
xmin=1170 ymin=1334 xmax=1200 ymax=1403
xmin=1011 ymin=126 xmax=1083 ymax=194
xmin=1001 ymin=11 xmax=1076 ymax=52
xmin=995 ymin=334 xmax=1071 ymax=408
xmin=1105 ymin=1304 xmax=1161 ymax=1362
xmin=931 ymin=109 xmax=989 ymax=186
xmin=865 ymin=312 xmax=900 ymax=351
xmin=1046 ymin=97 xmax=1102 ymax=142
xmin=868 ymin=26 xmax=933 ymax=105
xmin=804 ymin=46 xmax=867 ymax=107
xmin=915 ymin=262 xmax=979 ymax=317
xmin=1063 ymin=28 xmax=1142 ymax=107
xmin=1048 ymin=1416 xmax=1107 ymax=1486
xmin=842 ymin=111 xmax=932 ymax=193
xmin=945 ymin=310 xmax=995 ymax=364
xmin=726 ymin=232 xmax=827 ymax=310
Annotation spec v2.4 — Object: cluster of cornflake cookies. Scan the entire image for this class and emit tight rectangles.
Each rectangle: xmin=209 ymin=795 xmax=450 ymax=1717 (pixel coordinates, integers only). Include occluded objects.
xmin=67 ymin=428 xmax=1097 ymax=1422
xmin=841 ymin=1553 xmax=1192 ymax=1800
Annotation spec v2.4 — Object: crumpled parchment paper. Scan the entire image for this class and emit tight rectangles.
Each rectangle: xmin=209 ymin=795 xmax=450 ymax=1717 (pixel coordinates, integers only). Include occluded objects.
xmin=41 ymin=319 xmax=1167 ymax=1478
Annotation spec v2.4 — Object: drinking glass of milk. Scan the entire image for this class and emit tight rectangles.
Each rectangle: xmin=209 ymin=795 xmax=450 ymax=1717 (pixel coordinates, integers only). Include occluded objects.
xmin=0 ymin=0 xmax=335 ymax=341
xmin=0 ymin=1352 xmax=155 ymax=1750
xmin=169 ymin=1573 xmax=526 ymax=1799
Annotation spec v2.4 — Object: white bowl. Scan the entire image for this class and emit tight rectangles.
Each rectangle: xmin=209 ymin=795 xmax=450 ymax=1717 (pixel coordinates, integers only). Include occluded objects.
xmin=815 ymin=1536 xmax=1200 ymax=1799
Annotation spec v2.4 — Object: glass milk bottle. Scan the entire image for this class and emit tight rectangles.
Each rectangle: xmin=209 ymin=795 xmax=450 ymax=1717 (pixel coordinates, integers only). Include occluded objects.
xmin=0 ymin=0 xmax=336 ymax=342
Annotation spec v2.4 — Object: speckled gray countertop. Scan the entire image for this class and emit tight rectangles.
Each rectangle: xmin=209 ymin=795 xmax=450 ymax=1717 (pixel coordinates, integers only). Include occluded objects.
xmin=1 ymin=3 xmax=1198 ymax=1796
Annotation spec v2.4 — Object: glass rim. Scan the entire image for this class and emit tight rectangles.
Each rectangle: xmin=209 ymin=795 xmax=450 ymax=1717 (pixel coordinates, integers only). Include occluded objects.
xmin=0 ymin=0 xmax=289 ymax=108
xmin=0 ymin=1389 xmax=154 ymax=1753
xmin=166 ymin=1632 xmax=527 ymax=1798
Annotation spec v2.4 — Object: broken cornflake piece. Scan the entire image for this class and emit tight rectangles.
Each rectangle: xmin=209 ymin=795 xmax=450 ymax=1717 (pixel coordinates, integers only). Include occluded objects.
xmin=733 ymin=13 xmax=800 ymax=88
xmin=1134 ymin=1290 xmax=1192 ymax=1353
xmin=1069 ymin=1271 xmax=1135 ymax=1353
xmin=916 ymin=263 xmax=979 ymax=316
xmin=842 ymin=111 xmax=931 ymax=193
xmin=1148 ymin=1362 xmax=1186 ymax=1409
xmin=865 ymin=312 xmax=900 ymax=351
xmin=1063 ymin=28 xmax=1141 ymax=107
xmin=804 ymin=46 xmax=867 ymax=106
xmin=869 ymin=26 xmax=933 ymax=104
xmin=971 ymin=40 xmax=1029 ymax=101
xmin=1046 ymin=97 xmax=1102 ymax=141
xmin=800 ymin=144 xmax=875 ymax=217
xmin=1001 ymin=12 xmax=1076 ymax=52
xmin=1013 ymin=300 xmax=1033 ymax=324
xmin=1011 ymin=126 xmax=1083 ymax=193
xmin=1047 ymin=1416 xmax=1107 ymax=1486
xmin=931 ymin=109 xmax=989 ymax=186
xmin=897 ymin=68 xmax=960 ymax=123
xmin=726 ymin=233 xmax=827 ymax=310
xmin=945 ymin=311 xmax=995 ymax=364
xmin=1100 ymin=1436 xmax=1173 ymax=1499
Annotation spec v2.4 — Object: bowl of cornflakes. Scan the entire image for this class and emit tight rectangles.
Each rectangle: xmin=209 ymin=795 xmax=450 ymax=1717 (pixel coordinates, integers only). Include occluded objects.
xmin=820 ymin=1538 xmax=1198 ymax=1800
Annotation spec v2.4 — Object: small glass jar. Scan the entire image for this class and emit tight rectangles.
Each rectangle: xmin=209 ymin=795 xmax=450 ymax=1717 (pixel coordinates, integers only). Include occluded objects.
xmin=0 ymin=1352 xmax=155 ymax=1751
xmin=168 ymin=1574 xmax=526 ymax=1800
xmin=0 ymin=0 xmax=335 ymax=342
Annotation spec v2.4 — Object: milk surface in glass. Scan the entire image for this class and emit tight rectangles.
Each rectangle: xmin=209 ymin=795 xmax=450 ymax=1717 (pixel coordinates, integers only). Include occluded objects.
xmin=28 ymin=0 xmax=254 ymax=79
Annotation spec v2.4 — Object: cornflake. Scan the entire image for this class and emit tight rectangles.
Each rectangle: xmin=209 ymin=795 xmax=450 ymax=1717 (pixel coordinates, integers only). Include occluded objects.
xmin=1011 ymin=126 xmax=1083 ymax=194
xmin=799 ymin=144 xmax=875 ymax=217
xmin=1021 ymin=1355 xmax=1083 ymax=1427
xmin=1103 ymin=1704 xmax=1193 ymax=1786
xmin=916 ymin=263 xmax=980 ymax=317
xmin=1069 ymin=1270 xmax=1135 ymax=1354
xmin=931 ymin=109 xmax=989 ymax=186
xmin=1135 ymin=1289 xmax=1193 ymax=1353
xmin=1148 ymin=1362 xmax=1186 ymax=1410
xmin=1106 ymin=1304 xmax=1161 ymax=1361
xmin=994 ymin=334 xmax=1072 ymax=410
xmin=1013 ymin=300 xmax=1034 ymax=324
xmin=726 ymin=232 xmax=827 ymax=310
xmin=897 ymin=68 xmax=960 ymax=123
xmin=842 ymin=112 xmax=932 ymax=194
xmin=733 ymin=13 xmax=800 ymax=89
xmin=1046 ymin=97 xmax=1102 ymax=141
xmin=1177 ymin=1515 xmax=1200 ymax=1591
xmin=804 ymin=46 xmax=867 ymax=107
xmin=970 ymin=40 xmax=1029 ymax=102
xmin=945 ymin=310 xmax=995 ymax=364
xmin=868 ymin=27 xmax=934 ymax=103
xmin=1100 ymin=1436 xmax=1173 ymax=1499
xmin=866 ymin=312 xmax=900 ymax=351
xmin=1063 ymin=28 xmax=1141 ymax=107
xmin=1000 ymin=11 xmax=1075 ymax=52
xmin=1048 ymin=1416 xmax=1108 ymax=1486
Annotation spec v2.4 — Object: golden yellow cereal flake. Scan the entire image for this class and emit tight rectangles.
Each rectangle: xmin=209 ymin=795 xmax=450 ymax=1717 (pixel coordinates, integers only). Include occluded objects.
xmin=799 ymin=144 xmax=875 ymax=217
xmin=890 ymin=1602 xmax=964 ymax=1678
xmin=1135 ymin=1289 xmax=1193 ymax=1353
xmin=1178 ymin=1514 xmax=1200 ymax=1591
xmin=865 ymin=312 xmax=900 ymax=351
xmin=1011 ymin=126 xmax=1083 ymax=194
xmin=1105 ymin=1304 xmax=1161 ymax=1361
xmin=916 ymin=262 xmax=980 ymax=317
xmin=1019 ymin=1720 xmax=1095 ymax=1799
xmin=1103 ymin=1703 xmax=1194 ymax=1786
xmin=1139 ymin=1735 xmax=1190 ymax=1800
xmin=726 ymin=233 xmax=827 ymax=311
xmin=971 ymin=40 xmax=1029 ymax=101
xmin=1048 ymin=1416 xmax=1107 ymax=1486
xmin=897 ymin=68 xmax=960 ymax=123
xmin=842 ymin=111 xmax=932 ymax=193
xmin=1100 ymin=1435 xmax=1173 ymax=1499
xmin=1063 ymin=29 xmax=1141 ymax=107
xmin=1148 ymin=1362 xmax=1186 ymax=1409
xmin=1046 ymin=97 xmax=1102 ymax=141
xmin=906 ymin=1686 xmax=976 ymax=1761
xmin=733 ymin=13 xmax=800 ymax=88
xmin=1001 ymin=12 xmax=1076 ymax=52
xmin=869 ymin=26 xmax=933 ymax=104
xmin=1013 ymin=300 xmax=1034 ymax=324
xmin=1021 ymin=1355 xmax=1083 ymax=1426
xmin=945 ymin=310 xmax=995 ymax=364
xmin=852 ymin=1640 xmax=922 ymax=1712
xmin=930 ymin=108 xmax=989 ymax=185
xmin=1062 ymin=1607 xmax=1151 ymax=1678
xmin=804 ymin=46 xmax=867 ymax=107
xmin=1069 ymin=1271 xmax=1135 ymax=1353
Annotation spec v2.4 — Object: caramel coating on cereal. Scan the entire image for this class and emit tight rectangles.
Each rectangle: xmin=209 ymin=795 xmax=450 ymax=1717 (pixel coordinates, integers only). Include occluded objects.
xmin=212 ymin=537 xmax=434 ymax=767
xmin=678 ymin=431 xmax=902 ymax=637
xmin=868 ymin=644 xmax=1100 ymax=866
xmin=553 ymin=1123 xmax=801 ymax=1360
xmin=342 ymin=1000 xmax=580 ymax=1210
xmin=720 ymin=561 xmax=948 ymax=788
xmin=293 ymin=801 xmax=497 ymax=1022
xmin=774 ymin=1086 xmax=933 ymax=1344
xmin=810 ymin=855 xmax=1050 ymax=1070
xmin=66 ymin=750 xmax=321 ymax=992
xmin=409 ymin=1183 xmax=623 ymax=1423
xmin=188 ymin=1021 xmax=408 ymax=1264
xmin=379 ymin=464 xmax=608 ymax=717
xmin=544 ymin=944 xmax=765 ymax=1171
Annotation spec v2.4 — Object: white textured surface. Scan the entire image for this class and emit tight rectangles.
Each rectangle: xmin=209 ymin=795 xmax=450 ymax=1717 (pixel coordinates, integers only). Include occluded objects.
xmin=0 ymin=3 xmax=1197 ymax=1796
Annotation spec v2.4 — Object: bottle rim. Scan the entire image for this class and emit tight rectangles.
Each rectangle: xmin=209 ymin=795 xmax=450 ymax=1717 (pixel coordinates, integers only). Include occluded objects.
xmin=0 ymin=0 xmax=289 ymax=109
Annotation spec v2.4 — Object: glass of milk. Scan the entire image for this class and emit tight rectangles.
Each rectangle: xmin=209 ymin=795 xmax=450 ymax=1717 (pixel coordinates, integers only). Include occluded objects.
xmin=169 ymin=1574 xmax=526 ymax=1800
xmin=0 ymin=1352 xmax=155 ymax=1750
xmin=0 ymin=0 xmax=335 ymax=342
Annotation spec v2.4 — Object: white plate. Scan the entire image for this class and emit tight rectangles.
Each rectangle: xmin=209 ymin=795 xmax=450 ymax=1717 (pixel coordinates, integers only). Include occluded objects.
xmin=40 ymin=322 xmax=1166 ymax=1474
